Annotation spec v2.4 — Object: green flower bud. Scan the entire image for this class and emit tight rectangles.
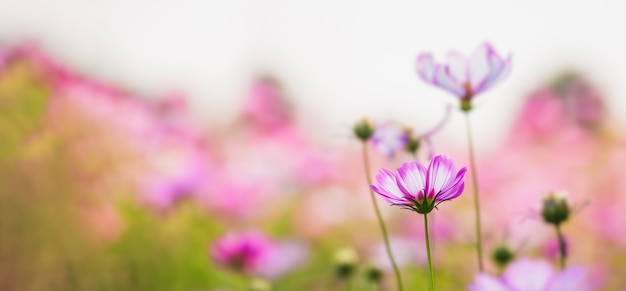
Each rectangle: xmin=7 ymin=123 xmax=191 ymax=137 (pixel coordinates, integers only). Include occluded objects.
xmin=334 ymin=247 xmax=359 ymax=279
xmin=541 ymin=191 xmax=570 ymax=225
xmin=491 ymin=244 xmax=515 ymax=268
xmin=405 ymin=137 xmax=420 ymax=155
xmin=364 ymin=266 xmax=382 ymax=284
xmin=353 ymin=118 xmax=374 ymax=141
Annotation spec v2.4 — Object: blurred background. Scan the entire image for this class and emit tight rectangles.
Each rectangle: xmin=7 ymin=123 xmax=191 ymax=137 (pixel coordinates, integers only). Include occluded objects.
xmin=0 ymin=0 xmax=625 ymax=290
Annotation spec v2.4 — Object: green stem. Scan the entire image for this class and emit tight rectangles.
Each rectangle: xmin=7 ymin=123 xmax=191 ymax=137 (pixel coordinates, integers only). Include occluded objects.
xmin=464 ymin=112 xmax=484 ymax=272
xmin=362 ymin=142 xmax=404 ymax=291
xmin=424 ymin=213 xmax=435 ymax=291
xmin=555 ymin=224 xmax=566 ymax=270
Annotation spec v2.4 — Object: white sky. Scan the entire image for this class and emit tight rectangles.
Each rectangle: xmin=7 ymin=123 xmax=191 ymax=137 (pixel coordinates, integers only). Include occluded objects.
xmin=0 ymin=0 xmax=624 ymax=149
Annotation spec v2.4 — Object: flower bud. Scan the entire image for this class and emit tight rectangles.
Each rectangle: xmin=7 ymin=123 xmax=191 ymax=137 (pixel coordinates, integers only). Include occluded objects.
xmin=364 ymin=265 xmax=382 ymax=284
xmin=353 ymin=118 xmax=374 ymax=141
xmin=333 ymin=247 xmax=359 ymax=279
xmin=491 ymin=244 xmax=515 ymax=269
xmin=460 ymin=98 xmax=473 ymax=112
xmin=405 ymin=137 xmax=420 ymax=155
xmin=541 ymin=191 xmax=570 ymax=225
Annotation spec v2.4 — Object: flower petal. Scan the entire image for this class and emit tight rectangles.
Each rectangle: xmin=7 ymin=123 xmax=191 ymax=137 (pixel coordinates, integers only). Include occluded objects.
xmin=371 ymin=123 xmax=409 ymax=158
xmin=468 ymin=273 xmax=510 ymax=291
xmin=433 ymin=65 xmax=466 ymax=97
xmin=436 ymin=167 xmax=466 ymax=202
xmin=546 ymin=265 xmax=592 ymax=291
xmin=468 ymin=43 xmax=492 ymax=88
xmin=396 ymin=161 xmax=427 ymax=199
xmin=469 ymin=43 xmax=511 ymax=95
xmin=416 ymin=53 xmax=436 ymax=82
xmin=371 ymin=168 xmax=406 ymax=204
xmin=446 ymin=52 xmax=469 ymax=84
xmin=425 ymin=155 xmax=457 ymax=198
xmin=503 ymin=258 xmax=554 ymax=291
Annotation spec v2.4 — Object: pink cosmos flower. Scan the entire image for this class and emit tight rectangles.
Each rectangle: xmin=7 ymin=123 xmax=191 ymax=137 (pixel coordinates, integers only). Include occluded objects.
xmin=211 ymin=231 xmax=271 ymax=274
xmin=553 ymin=74 xmax=606 ymax=128
xmin=211 ymin=231 xmax=308 ymax=279
xmin=14 ymin=44 xmax=214 ymax=212
xmin=370 ymin=155 xmax=466 ymax=213
xmin=242 ymin=78 xmax=292 ymax=133
xmin=371 ymin=122 xmax=410 ymax=158
xmin=371 ymin=105 xmax=452 ymax=159
xmin=416 ymin=43 xmax=511 ymax=104
xmin=469 ymin=258 xmax=594 ymax=291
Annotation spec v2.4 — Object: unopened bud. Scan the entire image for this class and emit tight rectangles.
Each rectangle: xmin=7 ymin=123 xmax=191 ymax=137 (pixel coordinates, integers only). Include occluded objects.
xmin=353 ymin=118 xmax=374 ymax=141
xmin=364 ymin=265 xmax=382 ymax=283
xmin=334 ymin=247 xmax=359 ymax=279
xmin=491 ymin=244 xmax=515 ymax=269
xmin=541 ymin=191 xmax=570 ymax=225
xmin=405 ymin=137 xmax=420 ymax=155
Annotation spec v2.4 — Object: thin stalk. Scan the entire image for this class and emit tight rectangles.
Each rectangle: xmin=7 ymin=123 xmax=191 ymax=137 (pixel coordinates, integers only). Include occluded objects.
xmin=464 ymin=112 xmax=484 ymax=271
xmin=424 ymin=213 xmax=435 ymax=291
xmin=555 ymin=224 xmax=566 ymax=270
xmin=362 ymin=142 xmax=404 ymax=291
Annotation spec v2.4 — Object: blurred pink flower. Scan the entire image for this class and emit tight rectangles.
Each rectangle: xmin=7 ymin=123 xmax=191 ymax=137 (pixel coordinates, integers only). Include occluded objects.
xmin=416 ymin=43 xmax=511 ymax=101
xmin=469 ymin=258 xmax=594 ymax=291
xmin=205 ymin=173 xmax=271 ymax=218
xmin=555 ymin=75 xmax=606 ymax=127
xmin=140 ymin=143 xmax=211 ymax=212
xmin=473 ymin=76 xmax=608 ymax=245
xmin=256 ymin=241 xmax=308 ymax=279
xmin=370 ymin=237 xmax=427 ymax=270
xmin=369 ymin=106 xmax=452 ymax=160
xmin=371 ymin=122 xmax=410 ymax=158
xmin=509 ymin=91 xmax=567 ymax=143
xmin=242 ymin=78 xmax=292 ymax=133
xmin=211 ymin=231 xmax=271 ymax=274
xmin=14 ymin=44 xmax=214 ymax=210
xmin=370 ymin=155 xmax=466 ymax=214
xmin=203 ymin=78 xmax=340 ymax=217
xmin=211 ymin=231 xmax=308 ymax=279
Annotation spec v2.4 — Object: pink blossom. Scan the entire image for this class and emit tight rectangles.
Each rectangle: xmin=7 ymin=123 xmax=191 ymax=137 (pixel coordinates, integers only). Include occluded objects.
xmin=242 ymin=78 xmax=292 ymax=133
xmin=371 ymin=122 xmax=410 ymax=158
xmin=554 ymin=75 xmax=606 ymax=127
xmin=469 ymin=258 xmax=594 ymax=291
xmin=211 ymin=231 xmax=308 ymax=279
xmin=370 ymin=155 xmax=466 ymax=213
xmin=14 ymin=44 xmax=213 ymax=210
xmin=369 ymin=237 xmax=427 ymax=270
xmin=211 ymin=231 xmax=272 ymax=274
xmin=416 ymin=43 xmax=511 ymax=102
